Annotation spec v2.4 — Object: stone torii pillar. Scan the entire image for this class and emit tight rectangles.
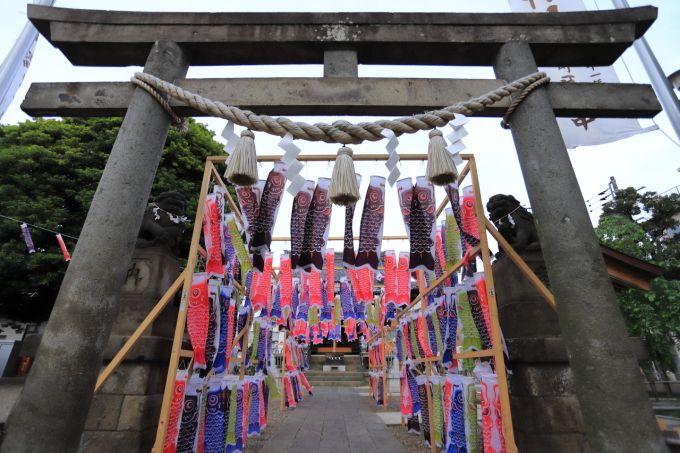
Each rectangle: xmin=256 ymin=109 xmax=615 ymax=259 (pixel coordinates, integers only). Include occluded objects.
xmin=0 ymin=41 xmax=190 ymax=453
xmin=493 ymin=41 xmax=667 ymax=453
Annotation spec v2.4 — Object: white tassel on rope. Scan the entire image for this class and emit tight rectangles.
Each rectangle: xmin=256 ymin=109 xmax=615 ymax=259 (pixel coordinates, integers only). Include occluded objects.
xmin=328 ymin=146 xmax=361 ymax=206
xmin=426 ymin=129 xmax=458 ymax=186
xmin=224 ymin=130 xmax=258 ymax=186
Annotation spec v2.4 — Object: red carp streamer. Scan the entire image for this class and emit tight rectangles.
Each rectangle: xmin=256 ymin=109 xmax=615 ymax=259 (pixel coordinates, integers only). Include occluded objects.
xmin=396 ymin=252 xmax=411 ymax=307
xmin=187 ymin=273 xmax=209 ymax=370
xmin=56 ymin=234 xmax=71 ymax=261
xmin=279 ymin=254 xmax=293 ymax=318
xmin=203 ymin=193 xmax=224 ymax=278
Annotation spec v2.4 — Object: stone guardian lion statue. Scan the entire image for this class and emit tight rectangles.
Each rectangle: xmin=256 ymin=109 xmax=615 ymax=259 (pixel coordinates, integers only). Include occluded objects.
xmin=136 ymin=191 xmax=188 ymax=256
xmin=486 ymin=194 xmax=540 ymax=254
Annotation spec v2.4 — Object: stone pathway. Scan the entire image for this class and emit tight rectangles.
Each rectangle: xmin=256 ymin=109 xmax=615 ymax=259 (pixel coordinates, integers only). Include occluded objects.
xmin=259 ymin=387 xmax=408 ymax=453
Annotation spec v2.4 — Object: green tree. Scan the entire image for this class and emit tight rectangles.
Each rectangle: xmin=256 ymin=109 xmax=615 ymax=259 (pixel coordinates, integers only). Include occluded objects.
xmin=597 ymin=188 xmax=680 ymax=370
xmin=0 ymin=117 xmax=227 ymax=323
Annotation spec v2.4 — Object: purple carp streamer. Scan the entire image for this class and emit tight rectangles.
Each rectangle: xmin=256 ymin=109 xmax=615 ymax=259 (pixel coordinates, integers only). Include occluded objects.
xmin=396 ymin=178 xmax=414 ymax=240
xmin=290 ymin=180 xmax=315 ymax=270
xmin=235 ymin=181 xmax=265 ymax=251
xmin=251 ymin=162 xmax=286 ymax=256
xmin=356 ymin=175 xmax=386 ymax=271
xmin=409 ymin=176 xmax=437 ymax=272
xmin=176 ymin=378 xmax=203 ymax=453
xmin=342 ymin=174 xmax=362 ymax=268
xmin=298 ymin=178 xmax=333 ymax=271
xmin=445 ymin=182 xmax=480 ymax=253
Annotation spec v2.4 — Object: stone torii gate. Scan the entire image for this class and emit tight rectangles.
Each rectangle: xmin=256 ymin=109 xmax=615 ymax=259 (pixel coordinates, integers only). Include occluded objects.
xmin=0 ymin=5 xmax=668 ymax=453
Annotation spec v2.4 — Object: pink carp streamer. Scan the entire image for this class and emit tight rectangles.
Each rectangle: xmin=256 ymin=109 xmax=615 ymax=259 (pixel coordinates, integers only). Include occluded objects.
xmin=445 ymin=182 xmax=480 ymax=254
xmin=325 ymin=249 xmax=335 ymax=304
xmin=187 ymin=273 xmax=209 ymax=370
xmin=462 ymin=185 xmax=481 ymax=248
xmin=357 ymin=267 xmax=374 ymax=304
xmin=162 ymin=369 xmax=188 ymax=453
xmin=383 ymin=250 xmax=397 ymax=306
xmin=309 ymin=267 xmax=323 ymax=307
xmin=279 ymin=254 xmax=293 ymax=318
xmin=56 ymin=234 xmax=71 ymax=261
xmin=252 ymin=252 xmax=273 ymax=312
xmin=203 ymin=193 xmax=224 ymax=278
xmin=474 ymin=271 xmax=494 ymax=347
xmin=396 ymin=252 xmax=411 ymax=307
xmin=400 ymin=365 xmax=412 ymax=418
xmin=480 ymin=370 xmax=506 ymax=453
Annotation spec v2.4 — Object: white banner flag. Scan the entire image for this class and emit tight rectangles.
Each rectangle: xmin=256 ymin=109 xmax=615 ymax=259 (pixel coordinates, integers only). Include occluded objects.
xmin=0 ymin=0 xmax=56 ymax=120
xmin=507 ymin=0 xmax=657 ymax=149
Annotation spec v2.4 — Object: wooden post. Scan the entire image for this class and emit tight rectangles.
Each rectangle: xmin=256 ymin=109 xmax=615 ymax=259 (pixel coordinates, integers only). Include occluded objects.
xmin=238 ymin=310 xmax=252 ymax=381
xmin=424 ymin=361 xmax=437 ymax=453
xmin=381 ymin=333 xmax=387 ymax=412
xmin=484 ymin=218 xmax=555 ymax=309
xmin=152 ymin=160 xmax=212 ymax=452
xmin=280 ymin=330 xmax=287 ymax=412
xmin=469 ymin=156 xmax=517 ymax=453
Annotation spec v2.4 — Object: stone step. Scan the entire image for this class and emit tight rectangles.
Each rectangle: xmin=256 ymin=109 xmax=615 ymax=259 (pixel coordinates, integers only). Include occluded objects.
xmin=309 ymin=354 xmax=361 ymax=360
xmin=308 ymin=380 xmax=366 ymax=387
xmin=304 ymin=371 xmax=365 ymax=377
xmin=306 ymin=376 xmax=368 ymax=382
xmin=309 ymin=363 xmax=363 ymax=373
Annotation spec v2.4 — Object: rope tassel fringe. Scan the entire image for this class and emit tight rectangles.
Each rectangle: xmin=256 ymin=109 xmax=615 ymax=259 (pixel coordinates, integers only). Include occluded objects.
xmin=426 ymin=129 xmax=458 ymax=186
xmin=328 ymin=147 xmax=361 ymax=206
xmin=224 ymin=130 xmax=259 ymax=186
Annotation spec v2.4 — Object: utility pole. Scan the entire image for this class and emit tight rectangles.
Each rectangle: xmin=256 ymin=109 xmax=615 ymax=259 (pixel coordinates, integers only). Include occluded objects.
xmin=612 ymin=0 xmax=680 ymax=143
xmin=609 ymin=176 xmax=619 ymax=198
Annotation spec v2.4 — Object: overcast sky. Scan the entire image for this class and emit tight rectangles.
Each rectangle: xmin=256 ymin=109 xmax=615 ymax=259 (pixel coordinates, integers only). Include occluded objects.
xmin=1 ymin=0 xmax=679 ymax=257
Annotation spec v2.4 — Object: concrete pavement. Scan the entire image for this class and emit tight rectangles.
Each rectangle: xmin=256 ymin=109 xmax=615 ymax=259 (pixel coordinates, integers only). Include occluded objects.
xmin=259 ymin=387 xmax=407 ymax=453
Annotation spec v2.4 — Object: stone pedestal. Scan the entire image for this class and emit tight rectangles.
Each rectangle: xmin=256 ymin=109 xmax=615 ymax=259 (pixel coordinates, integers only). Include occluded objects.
xmin=493 ymin=251 xmax=589 ymax=453
xmin=79 ymin=247 xmax=179 ymax=453
xmin=493 ymin=252 xmax=647 ymax=453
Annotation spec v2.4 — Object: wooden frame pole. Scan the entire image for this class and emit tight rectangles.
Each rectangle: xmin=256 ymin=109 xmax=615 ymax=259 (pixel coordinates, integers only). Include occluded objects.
xmin=280 ymin=331 xmax=287 ymax=412
xmin=381 ymin=330 xmax=388 ymax=412
xmin=484 ymin=218 xmax=556 ymax=309
xmin=153 ymin=160 xmax=213 ymax=452
xmin=425 ymin=361 xmax=437 ymax=453
xmin=95 ymin=269 xmax=188 ymax=393
xmin=469 ymin=156 xmax=517 ymax=453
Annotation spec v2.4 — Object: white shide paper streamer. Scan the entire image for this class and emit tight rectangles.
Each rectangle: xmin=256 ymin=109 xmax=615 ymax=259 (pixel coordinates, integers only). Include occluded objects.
xmin=381 ymin=129 xmax=401 ymax=187
xmin=278 ymin=132 xmax=308 ymax=195
xmin=445 ymin=115 xmax=469 ymax=166
xmin=221 ymin=120 xmax=240 ymax=165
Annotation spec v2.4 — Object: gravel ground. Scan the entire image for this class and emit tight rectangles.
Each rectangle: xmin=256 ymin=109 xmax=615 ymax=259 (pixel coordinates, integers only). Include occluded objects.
xmin=243 ymin=395 xmax=293 ymax=453
xmin=361 ymin=393 xmax=443 ymax=453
